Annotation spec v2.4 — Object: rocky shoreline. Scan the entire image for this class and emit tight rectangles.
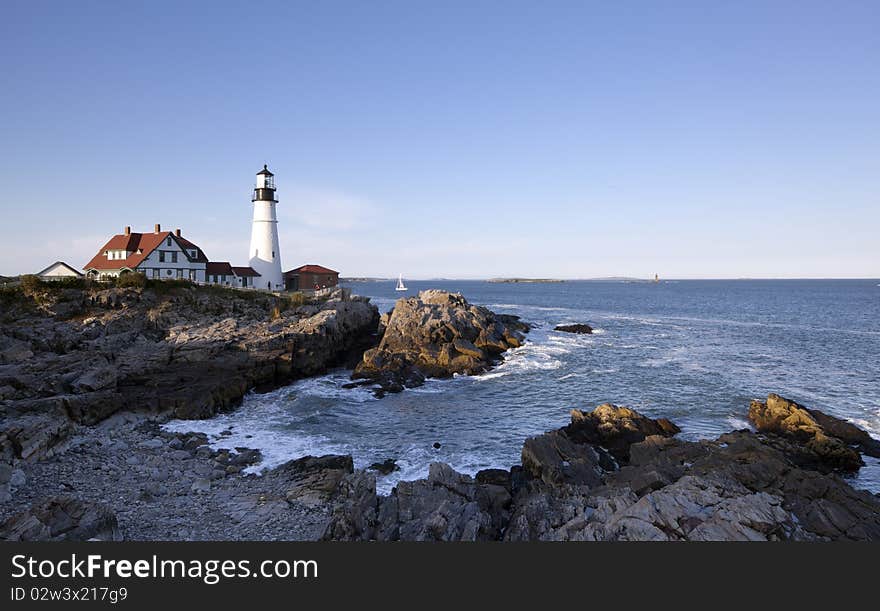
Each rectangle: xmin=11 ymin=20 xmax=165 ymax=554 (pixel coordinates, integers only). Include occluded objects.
xmin=0 ymin=282 xmax=379 ymax=464
xmin=318 ymin=396 xmax=880 ymax=541
xmin=2 ymin=285 xmax=879 ymax=541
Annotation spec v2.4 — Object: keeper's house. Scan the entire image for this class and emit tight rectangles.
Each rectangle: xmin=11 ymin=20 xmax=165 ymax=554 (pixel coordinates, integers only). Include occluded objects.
xmin=283 ymin=264 xmax=339 ymax=292
xmin=83 ymin=224 xmax=209 ymax=282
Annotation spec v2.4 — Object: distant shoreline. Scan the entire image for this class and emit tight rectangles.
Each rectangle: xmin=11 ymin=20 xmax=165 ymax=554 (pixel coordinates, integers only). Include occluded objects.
xmin=487 ymin=278 xmax=565 ymax=284
xmin=338 ymin=277 xmax=879 ymax=283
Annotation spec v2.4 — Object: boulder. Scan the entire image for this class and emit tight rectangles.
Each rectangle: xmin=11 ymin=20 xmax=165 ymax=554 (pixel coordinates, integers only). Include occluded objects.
xmin=368 ymin=458 xmax=400 ymax=475
xmin=563 ymin=403 xmax=681 ymax=463
xmin=554 ymin=324 xmax=593 ymax=334
xmin=748 ymin=394 xmax=867 ymax=471
xmin=0 ymin=497 xmax=122 ymax=541
xmin=275 ymin=454 xmax=354 ymax=505
xmin=322 ymin=462 xmax=512 ymax=541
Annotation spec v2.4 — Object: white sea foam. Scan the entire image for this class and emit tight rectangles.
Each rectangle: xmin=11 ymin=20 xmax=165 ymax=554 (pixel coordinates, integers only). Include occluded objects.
xmin=853 ymin=417 xmax=880 ymax=437
xmin=162 ymin=416 xmax=349 ymax=476
xmin=726 ymin=416 xmax=753 ymax=431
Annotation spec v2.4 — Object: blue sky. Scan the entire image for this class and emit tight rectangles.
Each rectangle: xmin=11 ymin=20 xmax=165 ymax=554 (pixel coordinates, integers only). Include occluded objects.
xmin=1 ymin=1 xmax=878 ymax=278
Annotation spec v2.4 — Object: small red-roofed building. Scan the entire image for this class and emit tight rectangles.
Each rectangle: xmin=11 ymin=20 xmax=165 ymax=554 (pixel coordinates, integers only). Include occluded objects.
xmin=283 ymin=264 xmax=339 ymax=292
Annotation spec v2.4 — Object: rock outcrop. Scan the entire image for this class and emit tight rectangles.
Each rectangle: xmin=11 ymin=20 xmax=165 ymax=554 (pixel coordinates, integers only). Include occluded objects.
xmin=352 ymin=290 xmax=528 ymax=394
xmin=323 ymin=399 xmax=880 ymax=542
xmin=0 ymin=496 xmax=122 ymax=541
xmin=748 ymin=393 xmax=874 ymax=471
xmin=554 ymin=324 xmax=593 ymax=334
xmin=0 ymin=284 xmax=379 ymax=461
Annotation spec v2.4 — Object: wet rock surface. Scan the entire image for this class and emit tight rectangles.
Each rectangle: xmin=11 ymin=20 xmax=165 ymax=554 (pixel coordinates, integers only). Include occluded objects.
xmin=352 ymin=290 xmax=529 ymax=395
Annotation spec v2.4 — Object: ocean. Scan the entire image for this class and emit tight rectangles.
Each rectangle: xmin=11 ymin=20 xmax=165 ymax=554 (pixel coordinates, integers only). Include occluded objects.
xmin=165 ymin=279 xmax=880 ymax=494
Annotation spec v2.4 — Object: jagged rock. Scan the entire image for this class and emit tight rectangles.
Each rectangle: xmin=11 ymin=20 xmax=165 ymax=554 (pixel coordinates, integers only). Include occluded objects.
xmin=575 ymin=474 xmax=806 ymax=541
xmin=352 ymin=290 xmax=528 ymax=394
xmin=381 ymin=463 xmax=509 ymax=541
xmin=749 ymin=394 xmax=867 ymax=470
xmin=0 ymin=335 xmax=33 ymax=364
xmin=0 ymin=496 xmax=122 ymax=541
xmin=323 ymin=462 xmax=511 ymax=541
xmin=554 ymin=324 xmax=593 ymax=334
xmin=563 ymin=403 xmax=681 ymax=463
xmin=521 ymin=429 xmax=607 ymax=486
xmin=323 ymin=399 xmax=880 ymax=542
xmin=276 ymin=455 xmax=354 ymax=505
xmin=71 ymin=363 xmax=117 ymax=393
xmin=504 ymin=479 xmax=595 ymax=541
xmin=368 ymin=459 xmax=400 ymax=475
xmin=320 ymin=471 xmax=378 ymax=541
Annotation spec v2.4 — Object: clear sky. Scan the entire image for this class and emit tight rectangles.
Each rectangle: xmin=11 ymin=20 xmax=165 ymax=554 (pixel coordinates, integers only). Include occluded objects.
xmin=1 ymin=1 xmax=878 ymax=279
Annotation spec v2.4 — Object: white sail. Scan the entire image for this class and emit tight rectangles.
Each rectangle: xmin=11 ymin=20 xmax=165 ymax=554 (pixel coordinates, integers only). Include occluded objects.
xmin=396 ymin=273 xmax=407 ymax=291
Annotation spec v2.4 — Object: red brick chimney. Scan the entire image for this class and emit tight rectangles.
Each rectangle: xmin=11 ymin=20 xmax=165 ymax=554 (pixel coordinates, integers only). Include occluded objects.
xmin=154 ymin=223 xmax=161 ymax=233
xmin=124 ymin=226 xmax=131 ymax=236
xmin=175 ymin=228 xmax=181 ymax=237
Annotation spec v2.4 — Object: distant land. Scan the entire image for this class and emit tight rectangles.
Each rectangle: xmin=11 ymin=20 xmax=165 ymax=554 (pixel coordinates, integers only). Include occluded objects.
xmin=487 ymin=278 xmax=565 ymax=284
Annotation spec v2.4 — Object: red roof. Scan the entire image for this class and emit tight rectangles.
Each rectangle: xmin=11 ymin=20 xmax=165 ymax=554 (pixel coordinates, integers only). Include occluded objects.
xmin=232 ymin=266 xmax=261 ymax=277
xmin=176 ymin=236 xmax=208 ymax=263
xmin=84 ymin=232 xmax=170 ymax=271
xmin=83 ymin=231 xmax=208 ymax=271
xmin=284 ymin=264 xmax=338 ymax=277
xmin=206 ymin=262 xmax=234 ymax=275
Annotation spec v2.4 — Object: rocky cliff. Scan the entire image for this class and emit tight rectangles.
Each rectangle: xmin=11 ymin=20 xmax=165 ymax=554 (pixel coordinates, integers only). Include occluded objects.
xmin=0 ymin=283 xmax=379 ymax=465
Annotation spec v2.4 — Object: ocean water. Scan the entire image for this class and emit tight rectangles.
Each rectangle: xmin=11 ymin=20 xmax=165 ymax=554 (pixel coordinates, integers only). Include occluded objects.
xmin=165 ymin=279 xmax=880 ymax=494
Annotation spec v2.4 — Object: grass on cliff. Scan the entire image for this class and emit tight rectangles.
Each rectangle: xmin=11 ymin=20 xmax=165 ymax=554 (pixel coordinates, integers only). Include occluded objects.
xmin=0 ymin=274 xmax=318 ymax=323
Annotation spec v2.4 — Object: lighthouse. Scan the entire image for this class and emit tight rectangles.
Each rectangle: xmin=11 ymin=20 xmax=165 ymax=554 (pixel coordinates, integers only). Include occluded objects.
xmin=248 ymin=165 xmax=284 ymax=290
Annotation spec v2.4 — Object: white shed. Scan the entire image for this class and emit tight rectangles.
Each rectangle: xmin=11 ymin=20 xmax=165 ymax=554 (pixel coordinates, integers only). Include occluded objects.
xmin=37 ymin=261 xmax=85 ymax=281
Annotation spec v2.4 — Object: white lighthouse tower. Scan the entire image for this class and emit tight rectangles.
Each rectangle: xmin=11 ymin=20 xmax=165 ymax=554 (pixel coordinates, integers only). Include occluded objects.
xmin=249 ymin=164 xmax=284 ymax=290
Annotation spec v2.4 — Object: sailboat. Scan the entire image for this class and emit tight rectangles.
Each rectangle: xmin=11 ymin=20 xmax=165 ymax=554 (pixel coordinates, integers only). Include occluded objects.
xmin=395 ymin=273 xmax=408 ymax=291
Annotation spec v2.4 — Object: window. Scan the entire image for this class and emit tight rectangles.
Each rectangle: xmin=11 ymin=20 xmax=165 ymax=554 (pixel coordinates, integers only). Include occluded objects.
xmin=159 ymin=251 xmax=166 ymax=263
xmin=272 ymin=251 xmax=275 ymax=259
xmin=171 ymin=252 xmax=178 ymax=263
xmin=191 ymin=250 xmax=197 ymax=258
xmin=166 ymin=237 xmax=172 ymax=246
xmin=166 ymin=269 xmax=172 ymax=276
xmin=152 ymin=269 xmax=159 ymax=279
xmin=177 ymin=269 xmax=183 ymax=279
